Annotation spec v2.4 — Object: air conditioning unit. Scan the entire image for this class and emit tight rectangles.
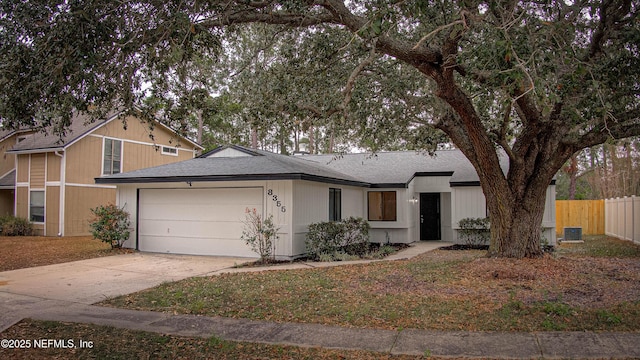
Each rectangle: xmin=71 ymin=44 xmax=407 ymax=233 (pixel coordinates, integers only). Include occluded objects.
xmin=563 ymin=227 xmax=583 ymax=241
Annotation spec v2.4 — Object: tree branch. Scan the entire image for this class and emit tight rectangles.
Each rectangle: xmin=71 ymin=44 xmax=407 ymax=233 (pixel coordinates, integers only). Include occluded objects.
xmin=340 ymin=40 xmax=378 ymax=115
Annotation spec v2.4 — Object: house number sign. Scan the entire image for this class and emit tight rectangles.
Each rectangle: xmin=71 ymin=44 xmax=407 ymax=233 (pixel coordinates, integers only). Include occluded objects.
xmin=267 ymin=189 xmax=286 ymax=212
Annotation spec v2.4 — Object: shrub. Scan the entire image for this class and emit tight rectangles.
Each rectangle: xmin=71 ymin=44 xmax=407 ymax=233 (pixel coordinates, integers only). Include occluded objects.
xmin=458 ymin=217 xmax=490 ymax=246
xmin=241 ymin=208 xmax=279 ymax=263
xmin=306 ymin=217 xmax=370 ymax=260
xmin=89 ymin=204 xmax=131 ymax=249
xmin=340 ymin=217 xmax=371 ymax=255
xmin=305 ymin=221 xmax=342 ymax=260
xmin=0 ymin=215 xmax=34 ymax=236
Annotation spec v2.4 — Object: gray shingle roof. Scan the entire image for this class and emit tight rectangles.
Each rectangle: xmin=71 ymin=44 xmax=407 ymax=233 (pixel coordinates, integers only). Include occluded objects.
xmin=96 ymin=145 xmax=504 ymax=187
xmin=0 ymin=169 xmax=15 ymax=189
xmin=8 ymin=113 xmax=114 ymax=152
xmin=7 ymin=111 xmax=203 ymax=153
xmin=300 ymin=150 xmax=494 ymax=185
xmin=96 ymin=147 xmax=368 ymax=186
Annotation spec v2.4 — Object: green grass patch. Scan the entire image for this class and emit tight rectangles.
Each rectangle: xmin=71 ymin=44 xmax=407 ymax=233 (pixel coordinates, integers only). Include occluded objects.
xmin=557 ymin=235 xmax=640 ymax=258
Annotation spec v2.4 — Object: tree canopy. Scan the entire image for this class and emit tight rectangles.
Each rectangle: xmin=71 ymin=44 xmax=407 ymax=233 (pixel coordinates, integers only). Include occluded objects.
xmin=1 ymin=0 xmax=638 ymax=257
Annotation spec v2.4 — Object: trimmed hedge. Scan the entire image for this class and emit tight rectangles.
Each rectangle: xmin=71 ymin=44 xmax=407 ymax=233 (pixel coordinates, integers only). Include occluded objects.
xmin=305 ymin=217 xmax=370 ymax=260
xmin=458 ymin=217 xmax=490 ymax=246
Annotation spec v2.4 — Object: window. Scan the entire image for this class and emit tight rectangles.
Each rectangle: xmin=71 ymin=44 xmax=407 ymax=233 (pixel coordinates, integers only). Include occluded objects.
xmin=103 ymin=138 xmax=122 ymax=175
xmin=368 ymin=191 xmax=397 ymax=221
xmin=329 ymin=188 xmax=342 ymax=221
xmin=30 ymin=191 xmax=44 ymax=223
xmin=162 ymin=146 xmax=178 ymax=156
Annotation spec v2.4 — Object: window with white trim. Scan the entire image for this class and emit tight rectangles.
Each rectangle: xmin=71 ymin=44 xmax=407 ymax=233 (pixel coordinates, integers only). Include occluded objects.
xmin=30 ymin=190 xmax=45 ymax=223
xmin=161 ymin=146 xmax=178 ymax=156
xmin=103 ymin=138 xmax=122 ymax=175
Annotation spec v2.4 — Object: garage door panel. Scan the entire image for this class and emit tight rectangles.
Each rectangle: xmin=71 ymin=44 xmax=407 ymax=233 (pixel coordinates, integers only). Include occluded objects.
xmin=140 ymin=204 xmax=261 ymax=222
xmin=140 ymin=188 xmax=262 ymax=205
xmin=139 ymin=220 xmax=244 ymax=239
xmin=140 ymin=203 xmax=262 ymax=222
xmin=138 ymin=187 xmax=263 ymax=257
xmin=139 ymin=235 xmax=256 ymax=257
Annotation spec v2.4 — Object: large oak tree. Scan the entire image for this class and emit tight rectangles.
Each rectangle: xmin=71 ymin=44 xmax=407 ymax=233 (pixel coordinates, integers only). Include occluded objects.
xmin=1 ymin=0 xmax=639 ymax=257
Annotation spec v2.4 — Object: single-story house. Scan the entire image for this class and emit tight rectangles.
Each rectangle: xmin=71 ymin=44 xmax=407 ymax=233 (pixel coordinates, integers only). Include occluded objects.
xmin=96 ymin=145 xmax=556 ymax=259
xmin=3 ymin=112 xmax=202 ymax=236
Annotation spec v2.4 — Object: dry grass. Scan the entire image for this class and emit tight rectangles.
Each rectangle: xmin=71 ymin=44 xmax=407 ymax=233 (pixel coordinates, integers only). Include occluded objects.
xmin=102 ymin=236 xmax=640 ymax=332
xmin=0 ymin=236 xmax=131 ymax=272
xmin=2 ymin=236 xmax=640 ymax=359
xmin=0 ymin=319 xmax=482 ymax=360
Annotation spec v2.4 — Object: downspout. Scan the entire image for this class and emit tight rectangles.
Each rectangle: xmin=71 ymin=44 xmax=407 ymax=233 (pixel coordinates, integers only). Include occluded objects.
xmin=54 ymin=150 xmax=65 ymax=236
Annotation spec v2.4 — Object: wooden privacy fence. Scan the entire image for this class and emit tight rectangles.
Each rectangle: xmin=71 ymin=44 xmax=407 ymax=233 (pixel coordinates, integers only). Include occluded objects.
xmin=605 ymin=196 xmax=640 ymax=244
xmin=555 ymin=200 xmax=604 ymax=235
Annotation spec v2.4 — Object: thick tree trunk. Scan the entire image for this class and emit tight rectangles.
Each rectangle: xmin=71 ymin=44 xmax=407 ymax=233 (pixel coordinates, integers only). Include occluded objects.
xmin=486 ymin=186 xmax=547 ymax=258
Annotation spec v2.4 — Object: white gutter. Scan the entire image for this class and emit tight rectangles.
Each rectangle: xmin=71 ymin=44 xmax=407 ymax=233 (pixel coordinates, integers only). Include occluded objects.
xmin=55 ymin=150 xmax=65 ymax=236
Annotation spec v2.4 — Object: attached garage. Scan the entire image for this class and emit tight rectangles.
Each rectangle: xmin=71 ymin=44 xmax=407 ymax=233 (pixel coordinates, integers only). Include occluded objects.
xmin=138 ymin=187 xmax=263 ymax=257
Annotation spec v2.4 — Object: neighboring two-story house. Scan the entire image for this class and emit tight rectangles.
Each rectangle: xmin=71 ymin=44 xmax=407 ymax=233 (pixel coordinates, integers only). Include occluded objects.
xmin=3 ymin=112 xmax=202 ymax=236
xmin=0 ymin=128 xmax=35 ymax=217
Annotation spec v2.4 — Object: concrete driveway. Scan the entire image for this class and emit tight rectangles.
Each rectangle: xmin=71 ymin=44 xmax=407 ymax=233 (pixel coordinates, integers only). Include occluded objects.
xmin=0 ymin=253 xmax=253 ymax=305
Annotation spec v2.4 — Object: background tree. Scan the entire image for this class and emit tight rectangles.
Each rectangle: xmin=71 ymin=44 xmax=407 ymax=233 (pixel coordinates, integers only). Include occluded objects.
xmin=1 ymin=1 xmax=639 ymax=258
xmin=556 ymin=138 xmax=640 ymax=199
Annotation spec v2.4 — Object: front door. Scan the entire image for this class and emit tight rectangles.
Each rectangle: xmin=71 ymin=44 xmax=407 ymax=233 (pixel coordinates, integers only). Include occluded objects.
xmin=420 ymin=193 xmax=441 ymax=240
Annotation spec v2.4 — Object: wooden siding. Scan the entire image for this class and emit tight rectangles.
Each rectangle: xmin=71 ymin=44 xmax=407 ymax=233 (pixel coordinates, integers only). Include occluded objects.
xmin=64 ymin=186 xmax=116 ymax=236
xmin=92 ymin=115 xmax=198 ymax=155
xmin=15 ymin=186 xmax=28 ymax=219
xmin=556 ymin=200 xmax=605 ymax=235
xmin=16 ymin=154 xmax=29 ymax=183
xmin=46 ymin=153 xmax=61 ymax=182
xmin=64 ymin=135 xmax=104 ymax=184
xmin=66 ymin=116 xmax=195 ymax=184
xmin=46 ymin=186 xmax=60 ymax=236
xmin=0 ymin=135 xmax=17 ymax=177
xmin=121 ymin=139 xmax=193 ymax=174
xmin=29 ymin=153 xmax=46 ymax=188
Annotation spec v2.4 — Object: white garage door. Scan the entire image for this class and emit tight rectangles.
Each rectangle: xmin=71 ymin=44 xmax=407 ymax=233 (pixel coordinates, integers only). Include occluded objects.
xmin=138 ymin=187 xmax=263 ymax=257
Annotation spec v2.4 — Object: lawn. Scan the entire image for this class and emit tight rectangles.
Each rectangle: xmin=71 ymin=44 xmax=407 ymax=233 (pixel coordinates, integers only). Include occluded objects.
xmin=100 ymin=236 xmax=640 ymax=332
xmin=0 ymin=236 xmax=129 ymax=272
xmin=2 ymin=236 xmax=639 ymax=359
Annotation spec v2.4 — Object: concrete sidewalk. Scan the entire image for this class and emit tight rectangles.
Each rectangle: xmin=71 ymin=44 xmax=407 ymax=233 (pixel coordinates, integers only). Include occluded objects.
xmin=2 ymin=241 xmax=639 ymax=359
xmin=16 ymin=301 xmax=640 ymax=359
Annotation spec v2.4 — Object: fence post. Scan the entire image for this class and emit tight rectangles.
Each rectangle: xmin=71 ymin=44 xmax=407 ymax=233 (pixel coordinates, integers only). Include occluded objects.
xmin=633 ymin=196 xmax=639 ymax=244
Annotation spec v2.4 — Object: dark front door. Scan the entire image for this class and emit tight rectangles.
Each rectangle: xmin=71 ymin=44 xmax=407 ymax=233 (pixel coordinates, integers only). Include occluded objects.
xmin=420 ymin=193 xmax=441 ymax=240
